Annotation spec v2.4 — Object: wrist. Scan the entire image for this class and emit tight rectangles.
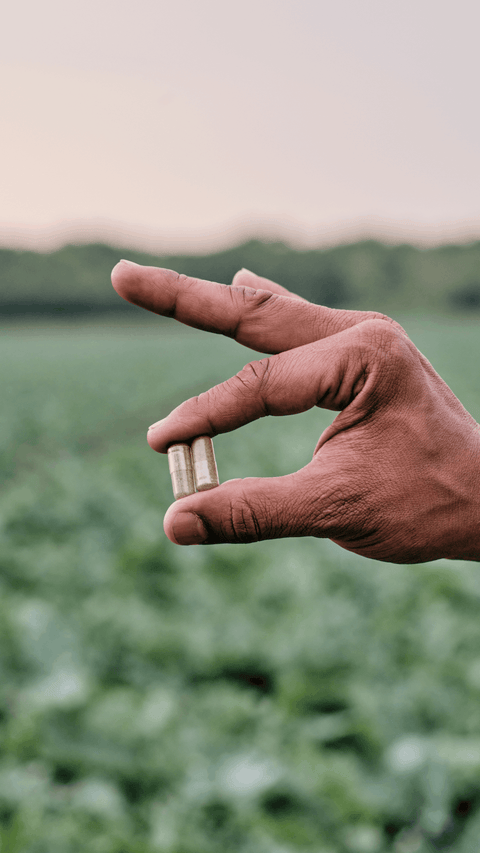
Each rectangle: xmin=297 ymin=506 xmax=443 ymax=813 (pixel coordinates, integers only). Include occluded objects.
xmin=445 ymin=423 xmax=480 ymax=562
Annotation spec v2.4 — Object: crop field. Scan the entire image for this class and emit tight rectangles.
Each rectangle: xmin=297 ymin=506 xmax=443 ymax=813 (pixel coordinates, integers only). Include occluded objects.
xmin=0 ymin=313 xmax=480 ymax=853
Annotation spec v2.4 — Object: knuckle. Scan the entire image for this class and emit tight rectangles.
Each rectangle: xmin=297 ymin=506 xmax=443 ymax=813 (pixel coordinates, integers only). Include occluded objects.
xmin=317 ymin=307 xmax=407 ymax=341
xmin=366 ymin=312 xmax=407 ymax=337
xmin=190 ymin=393 xmax=216 ymax=432
xmin=227 ymin=494 xmax=263 ymax=543
xmin=230 ymin=359 xmax=271 ymax=408
xmin=183 ymin=357 xmax=273 ymax=431
xmin=237 ymin=285 xmax=275 ymax=311
xmin=175 ymin=272 xmax=197 ymax=289
xmin=358 ymin=317 xmax=409 ymax=368
xmin=230 ymin=287 xmax=278 ymax=343
xmin=240 ymin=357 xmax=271 ymax=387
xmin=170 ymin=273 xmax=200 ymax=320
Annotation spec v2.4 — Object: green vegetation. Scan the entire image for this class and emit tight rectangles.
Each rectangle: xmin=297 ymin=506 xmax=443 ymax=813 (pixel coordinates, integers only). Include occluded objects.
xmin=1 ymin=238 xmax=480 ymax=316
xmin=0 ymin=314 xmax=479 ymax=851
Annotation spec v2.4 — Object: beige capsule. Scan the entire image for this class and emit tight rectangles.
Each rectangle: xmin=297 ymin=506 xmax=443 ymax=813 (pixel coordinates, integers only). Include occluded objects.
xmin=167 ymin=443 xmax=196 ymax=500
xmin=191 ymin=435 xmax=219 ymax=492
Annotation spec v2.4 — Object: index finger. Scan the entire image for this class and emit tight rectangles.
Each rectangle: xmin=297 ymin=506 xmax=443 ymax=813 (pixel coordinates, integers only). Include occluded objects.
xmin=111 ymin=260 xmax=403 ymax=355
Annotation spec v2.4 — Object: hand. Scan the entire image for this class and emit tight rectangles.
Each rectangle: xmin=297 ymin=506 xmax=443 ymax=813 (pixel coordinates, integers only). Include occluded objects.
xmin=111 ymin=260 xmax=480 ymax=563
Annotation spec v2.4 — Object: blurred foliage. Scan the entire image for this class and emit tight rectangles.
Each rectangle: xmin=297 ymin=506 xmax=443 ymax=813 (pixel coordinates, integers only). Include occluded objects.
xmin=1 ymin=238 xmax=480 ymax=316
xmin=0 ymin=316 xmax=479 ymax=851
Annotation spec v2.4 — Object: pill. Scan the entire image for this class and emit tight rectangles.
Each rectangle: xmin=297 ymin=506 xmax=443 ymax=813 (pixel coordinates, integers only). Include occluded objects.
xmin=191 ymin=435 xmax=219 ymax=492
xmin=167 ymin=443 xmax=195 ymax=500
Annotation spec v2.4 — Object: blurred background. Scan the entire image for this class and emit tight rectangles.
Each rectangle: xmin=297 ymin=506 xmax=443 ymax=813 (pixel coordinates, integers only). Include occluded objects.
xmin=1 ymin=1 xmax=480 ymax=851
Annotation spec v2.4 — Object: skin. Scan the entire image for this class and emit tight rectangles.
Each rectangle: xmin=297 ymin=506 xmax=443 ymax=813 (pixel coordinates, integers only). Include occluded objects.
xmin=111 ymin=260 xmax=480 ymax=564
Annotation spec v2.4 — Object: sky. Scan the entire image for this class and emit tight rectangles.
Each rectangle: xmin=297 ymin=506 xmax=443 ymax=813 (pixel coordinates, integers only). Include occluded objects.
xmin=1 ymin=0 xmax=479 ymax=252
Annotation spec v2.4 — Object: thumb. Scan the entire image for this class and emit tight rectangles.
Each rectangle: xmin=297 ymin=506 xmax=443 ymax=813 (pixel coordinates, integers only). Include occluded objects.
xmin=163 ymin=470 xmax=315 ymax=545
xmin=158 ymin=318 xmax=411 ymax=546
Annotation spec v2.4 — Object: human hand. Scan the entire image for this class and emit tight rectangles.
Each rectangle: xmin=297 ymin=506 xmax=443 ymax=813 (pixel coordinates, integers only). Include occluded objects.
xmin=111 ymin=261 xmax=480 ymax=563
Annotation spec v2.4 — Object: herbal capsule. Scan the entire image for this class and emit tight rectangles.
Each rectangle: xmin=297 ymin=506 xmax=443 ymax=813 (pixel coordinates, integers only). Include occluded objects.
xmin=191 ymin=435 xmax=219 ymax=492
xmin=168 ymin=443 xmax=195 ymax=500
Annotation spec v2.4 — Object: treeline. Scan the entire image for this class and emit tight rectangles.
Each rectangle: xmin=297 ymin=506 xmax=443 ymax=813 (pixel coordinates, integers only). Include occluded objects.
xmin=1 ymin=238 xmax=480 ymax=317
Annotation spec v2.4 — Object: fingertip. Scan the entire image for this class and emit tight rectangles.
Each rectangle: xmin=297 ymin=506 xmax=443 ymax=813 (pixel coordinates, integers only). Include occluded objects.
xmin=111 ymin=259 xmax=140 ymax=297
xmin=163 ymin=502 xmax=181 ymax=544
xmin=147 ymin=419 xmax=168 ymax=451
xmin=146 ymin=430 xmax=157 ymax=451
xmin=232 ymin=268 xmax=258 ymax=288
xmin=110 ymin=260 xmax=123 ymax=288
xmin=111 ymin=258 xmax=136 ymax=276
xmin=163 ymin=480 xmax=244 ymax=545
xmin=163 ymin=504 xmax=209 ymax=545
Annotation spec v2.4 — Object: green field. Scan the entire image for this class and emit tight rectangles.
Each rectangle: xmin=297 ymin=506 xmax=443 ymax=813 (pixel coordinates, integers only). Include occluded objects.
xmin=1 ymin=314 xmax=480 ymax=853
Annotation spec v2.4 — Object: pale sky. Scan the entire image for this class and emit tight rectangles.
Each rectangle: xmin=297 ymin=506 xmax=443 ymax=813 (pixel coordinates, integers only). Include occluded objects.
xmin=1 ymin=0 xmax=479 ymax=252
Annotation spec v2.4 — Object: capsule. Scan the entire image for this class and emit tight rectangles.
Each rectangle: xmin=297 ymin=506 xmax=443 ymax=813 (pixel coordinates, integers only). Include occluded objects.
xmin=167 ymin=443 xmax=195 ymax=500
xmin=191 ymin=435 xmax=219 ymax=491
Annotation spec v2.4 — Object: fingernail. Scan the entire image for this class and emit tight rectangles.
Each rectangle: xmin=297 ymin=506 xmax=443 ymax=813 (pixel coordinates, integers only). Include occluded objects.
xmin=148 ymin=418 xmax=166 ymax=431
xmin=120 ymin=258 xmax=138 ymax=266
xmin=172 ymin=513 xmax=208 ymax=545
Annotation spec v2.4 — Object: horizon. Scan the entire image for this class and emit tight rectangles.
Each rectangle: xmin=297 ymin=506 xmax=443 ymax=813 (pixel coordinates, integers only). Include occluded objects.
xmin=2 ymin=215 xmax=480 ymax=256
